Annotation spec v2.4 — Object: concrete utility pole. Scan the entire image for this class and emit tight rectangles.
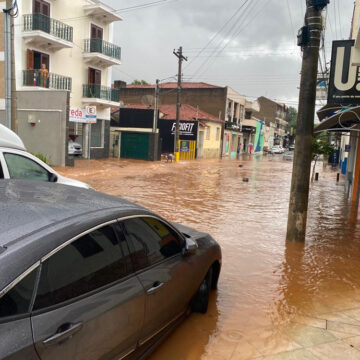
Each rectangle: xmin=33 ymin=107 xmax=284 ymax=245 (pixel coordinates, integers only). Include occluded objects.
xmin=152 ymin=79 xmax=159 ymax=133
xmin=286 ymin=0 xmax=326 ymax=242
xmin=4 ymin=0 xmax=17 ymax=132
xmin=173 ymin=46 xmax=187 ymax=161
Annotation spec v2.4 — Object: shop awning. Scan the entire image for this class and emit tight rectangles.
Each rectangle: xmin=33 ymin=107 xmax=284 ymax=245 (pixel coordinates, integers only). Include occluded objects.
xmin=317 ymin=104 xmax=343 ymax=122
xmin=315 ymin=105 xmax=360 ymax=133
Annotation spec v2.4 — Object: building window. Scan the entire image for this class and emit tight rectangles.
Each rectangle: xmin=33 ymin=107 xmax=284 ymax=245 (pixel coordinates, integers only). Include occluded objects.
xmin=91 ymin=120 xmax=104 ymax=148
xmin=206 ymin=127 xmax=210 ymax=140
xmin=216 ymin=127 xmax=220 ymax=141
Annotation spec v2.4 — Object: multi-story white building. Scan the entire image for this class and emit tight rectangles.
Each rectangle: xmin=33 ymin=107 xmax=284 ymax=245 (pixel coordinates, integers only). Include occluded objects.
xmin=5 ymin=0 xmax=122 ymax=159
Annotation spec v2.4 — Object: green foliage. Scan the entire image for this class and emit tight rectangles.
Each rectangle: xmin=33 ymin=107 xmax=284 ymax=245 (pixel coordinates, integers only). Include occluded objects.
xmin=30 ymin=153 xmax=50 ymax=165
xmin=285 ymin=106 xmax=298 ymax=134
xmin=131 ymin=79 xmax=149 ymax=85
xmin=312 ymin=137 xmax=336 ymax=159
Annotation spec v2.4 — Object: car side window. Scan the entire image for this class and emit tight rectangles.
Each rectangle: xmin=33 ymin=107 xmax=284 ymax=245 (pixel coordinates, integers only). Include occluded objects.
xmin=0 ymin=269 xmax=37 ymax=319
xmin=122 ymin=217 xmax=183 ymax=271
xmin=4 ymin=153 xmax=50 ymax=181
xmin=33 ymin=224 xmax=131 ymax=311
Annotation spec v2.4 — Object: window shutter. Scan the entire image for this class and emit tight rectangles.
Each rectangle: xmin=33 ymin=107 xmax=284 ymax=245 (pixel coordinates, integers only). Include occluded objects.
xmin=27 ymin=49 xmax=34 ymax=70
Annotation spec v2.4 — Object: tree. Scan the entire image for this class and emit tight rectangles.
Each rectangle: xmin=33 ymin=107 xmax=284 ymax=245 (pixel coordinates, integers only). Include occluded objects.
xmin=311 ymin=136 xmax=336 ymax=181
xmin=285 ymin=106 xmax=298 ymax=135
xmin=131 ymin=80 xmax=149 ymax=85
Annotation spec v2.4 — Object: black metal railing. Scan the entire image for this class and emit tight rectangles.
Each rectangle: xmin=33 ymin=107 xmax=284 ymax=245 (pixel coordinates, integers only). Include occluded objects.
xmin=83 ymin=85 xmax=119 ymax=102
xmin=225 ymin=121 xmax=240 ymax=131
xmin=23 ymin=14 xmax=73 ymax=42
xmin=23 ymin=70 xmax=72 ymax=91
xmin=84 ymin=39 xmax=121 ymax=60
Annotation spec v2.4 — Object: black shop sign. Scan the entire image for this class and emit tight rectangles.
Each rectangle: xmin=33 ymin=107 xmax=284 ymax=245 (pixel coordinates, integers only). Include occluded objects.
xmin=158 ymin=120 xmax=198 ymax=153
xmin=328 ymin=40 xmax=360 ymax=104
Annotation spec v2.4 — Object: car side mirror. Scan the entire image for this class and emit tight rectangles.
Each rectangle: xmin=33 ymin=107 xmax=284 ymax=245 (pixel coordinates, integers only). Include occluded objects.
xmin=49 ymin=173 xmax=58 ymax=183
xmin=182 ymin=237 xmax=198 ymax=256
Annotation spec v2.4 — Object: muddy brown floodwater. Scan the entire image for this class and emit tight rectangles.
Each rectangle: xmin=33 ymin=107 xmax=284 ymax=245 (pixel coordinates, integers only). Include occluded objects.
xmin=56 ymin=155 xmax=360 ymax=359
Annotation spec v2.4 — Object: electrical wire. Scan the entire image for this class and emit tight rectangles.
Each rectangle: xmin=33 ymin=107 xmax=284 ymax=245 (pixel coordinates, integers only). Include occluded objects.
xmin=336 ymin=0 xmax=343 ymax=39
xmin=188 ymin=0 xmax=255 ymax=79
xmin=285 ymin=0 xmax=296 ymax=44
xmin=192 ymin=0 xmax=274 ymax=80
xmin=183 ymin=0 xmax=250 ymax=70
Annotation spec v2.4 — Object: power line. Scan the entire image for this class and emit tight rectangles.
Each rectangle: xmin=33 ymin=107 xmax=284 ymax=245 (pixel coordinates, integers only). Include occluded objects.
xmin=189 ymin=0 xmax=255 ymax=79
xmin=184 ymin=0 xmax=251 ymax=71
xmin=8 ymin=0 xmax=178 ymax=26
xmin=285 ymin=0 xmax=296 ymax=43
xmin=192 ymin=0 xmax=274 ymax=80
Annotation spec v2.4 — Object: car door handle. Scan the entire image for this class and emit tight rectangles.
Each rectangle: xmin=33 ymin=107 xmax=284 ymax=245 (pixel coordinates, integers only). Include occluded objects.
xmin=147 ymin=281 xmax=164 ymax=295
xmin=43 ymin=322 xmax=83 ymax=346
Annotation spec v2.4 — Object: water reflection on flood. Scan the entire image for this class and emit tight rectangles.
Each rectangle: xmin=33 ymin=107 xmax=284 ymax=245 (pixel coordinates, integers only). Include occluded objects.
xmin=56 ymin=155 xmax=360 ymax=359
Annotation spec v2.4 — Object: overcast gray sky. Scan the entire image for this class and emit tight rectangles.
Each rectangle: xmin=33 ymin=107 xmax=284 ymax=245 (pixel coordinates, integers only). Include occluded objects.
xmin=104 ymin=0 xmax=354 ymax=107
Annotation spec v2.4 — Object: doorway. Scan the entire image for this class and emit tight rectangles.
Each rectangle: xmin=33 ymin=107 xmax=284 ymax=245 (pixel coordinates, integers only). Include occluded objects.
xmin=90 ymin=24 xmax=103 ymax=53
xmin=33 ymin=0 xmax=50 ymax=33
xmin=25 ymin=49 xmax=50 ymax=87
xmin=198 ymin=131 xmax=204 ymax=158
xmin=87 ymin=68 xmax=102 ymax=98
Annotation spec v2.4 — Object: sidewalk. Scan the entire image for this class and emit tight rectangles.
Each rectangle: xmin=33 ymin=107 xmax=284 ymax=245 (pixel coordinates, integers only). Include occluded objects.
xmin=202 ymin=291 xmax=360 ymax=359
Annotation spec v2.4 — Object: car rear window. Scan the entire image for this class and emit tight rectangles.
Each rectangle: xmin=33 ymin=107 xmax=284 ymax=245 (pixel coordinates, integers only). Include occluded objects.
xmin=0 ymin=269 xmax=37 ymax=319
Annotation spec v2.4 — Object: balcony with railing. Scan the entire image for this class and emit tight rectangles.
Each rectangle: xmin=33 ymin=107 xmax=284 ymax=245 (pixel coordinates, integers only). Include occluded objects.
xmin=84 ymin=3 xmax=123 ymax=24
xmin=225 ymin=121 xmax=241 ymax=131
xmin=83 ymin=39 xmax=122 ymax=67
xmin=23 ymin=14 xmax=73 ymax=50
xmin=82 ymin=85 xmax=120 ymax=107
xmin=23 ymin=70 xmax=72 ymax=91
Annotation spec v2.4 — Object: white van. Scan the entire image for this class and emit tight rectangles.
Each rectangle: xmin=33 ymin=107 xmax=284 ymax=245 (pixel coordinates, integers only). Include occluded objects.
xmin=0 ymin=124 xmax=90 ymax=189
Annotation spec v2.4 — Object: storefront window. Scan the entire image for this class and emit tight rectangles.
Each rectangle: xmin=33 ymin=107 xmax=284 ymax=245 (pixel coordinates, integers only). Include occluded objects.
xmin=91 ymin=120 xmax=103 ymax=148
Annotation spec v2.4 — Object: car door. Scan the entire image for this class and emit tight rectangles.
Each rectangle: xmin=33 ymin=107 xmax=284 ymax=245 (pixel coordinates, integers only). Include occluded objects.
xmin=1 ymin=151 xmax=52 ymax=182
xmin=31 ymin=222 xmax=145 ymax=360
xmin=121 ymin=216 xmax=197 ymax=346
xmin=0 ymin=267 xmax=40 ymax=360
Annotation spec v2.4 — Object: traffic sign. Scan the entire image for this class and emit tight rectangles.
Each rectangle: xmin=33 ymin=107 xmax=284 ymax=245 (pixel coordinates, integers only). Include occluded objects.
xmin=85 ymin=106 xmax=97 ymax=124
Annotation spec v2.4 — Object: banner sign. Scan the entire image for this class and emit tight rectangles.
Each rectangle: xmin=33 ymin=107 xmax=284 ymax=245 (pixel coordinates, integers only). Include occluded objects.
xmin=328 ymin=40 xmax=360 ymax=104
xmin=316 ymin=76 xmax=328 ymax=101
xmin=69 ymin=108 xmax=85 ymax=123
xmin=70 ymin=106 xmax=97 ymax=124
xmin=158 ymin=120 xmax=198 ymax=154
xmin=180 ymin=141 xmax=190 ymax=152
xmin=170 ymin=122 xmax=196 ymax=136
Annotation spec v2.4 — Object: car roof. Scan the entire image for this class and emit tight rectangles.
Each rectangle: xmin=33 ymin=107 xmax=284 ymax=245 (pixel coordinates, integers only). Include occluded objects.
xmin=0 ymin=180 xmax=152 ymax=290
xmin=0 ymin=124 xmax=26 ymax=151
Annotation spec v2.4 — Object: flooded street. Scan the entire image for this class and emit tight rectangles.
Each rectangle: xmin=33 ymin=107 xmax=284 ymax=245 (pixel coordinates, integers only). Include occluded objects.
xmin=57 ymin=156 xmax=360 ymax=359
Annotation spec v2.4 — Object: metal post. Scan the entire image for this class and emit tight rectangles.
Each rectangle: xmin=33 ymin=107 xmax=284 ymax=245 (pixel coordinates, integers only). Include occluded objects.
xmin=173 ymin=46 xmax=187 ymax=161
xmin=88 ymin=123 xmax=91 ymax=167
xmin=3 ymin=5 xmax=11 ymax=129
xmin=152 ymin=79 xmax=159 ymax=133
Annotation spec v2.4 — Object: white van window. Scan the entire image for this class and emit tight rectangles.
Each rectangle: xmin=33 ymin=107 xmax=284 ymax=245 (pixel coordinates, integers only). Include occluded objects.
xmin=4 ymin=153 xmax=50 ymax=181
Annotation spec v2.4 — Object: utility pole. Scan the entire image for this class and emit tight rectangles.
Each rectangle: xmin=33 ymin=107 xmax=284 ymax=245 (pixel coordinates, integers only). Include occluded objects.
xmin=3 ymin=0 xmax=17 ymax=132
xmin=173 ymin=46 xmax=187 ymax=161
xmin=152 ymin=79 xmax=159 ymax=133
xmin=286 ymin=0 xmax=327 ymax=242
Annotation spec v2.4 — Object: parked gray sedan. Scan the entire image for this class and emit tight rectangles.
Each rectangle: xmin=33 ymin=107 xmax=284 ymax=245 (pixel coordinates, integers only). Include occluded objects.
xmin=0 ymin=181 xmax=221 ymax=360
